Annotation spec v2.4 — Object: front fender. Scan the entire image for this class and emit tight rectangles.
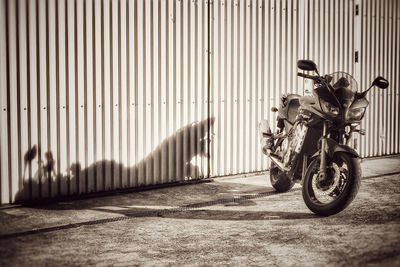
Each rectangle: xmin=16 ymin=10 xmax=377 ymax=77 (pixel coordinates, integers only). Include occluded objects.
xmin=325 ymin=138 xmax=359 ymax=158
xmin=311 ymin=138 xmax=359 ymax=159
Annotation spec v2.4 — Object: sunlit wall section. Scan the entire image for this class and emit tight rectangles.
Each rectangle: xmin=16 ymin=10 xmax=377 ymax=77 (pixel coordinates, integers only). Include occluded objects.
xmin=0 ymin=0 xmax=211 ymax=204
xmin=209 ymin=0 xmax=301 ymax=177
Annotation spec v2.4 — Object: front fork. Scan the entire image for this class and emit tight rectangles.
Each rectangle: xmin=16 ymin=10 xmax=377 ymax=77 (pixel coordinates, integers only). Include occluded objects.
xmin=318 ymin=121 xmax=329 ymax=181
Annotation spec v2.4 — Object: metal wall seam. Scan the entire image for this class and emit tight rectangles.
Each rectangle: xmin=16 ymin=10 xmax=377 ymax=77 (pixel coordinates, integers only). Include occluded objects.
xmin=387 ymin=0 xmax=393 ymax=155
xmin=359 ymin=0 xmax=365 ymax=157
xmin=0 ymin=0 xmax=9 ymax=203
xmin=18 ymin=0 xmax=29 ymax=201
xmin=391 ymin=0 xmax=396 ymax=155
xmin=9 ymin=0 xmax=20 ymax=203
xmin=373 ymin=0 xmax=379 ymax=156
xmin=396 ymin=0 xmax=400 ymax=155
xmin=377 ymin=0 xmax=383 ymax=156
xmin=86 ymin=0 xmax=95 ymax=191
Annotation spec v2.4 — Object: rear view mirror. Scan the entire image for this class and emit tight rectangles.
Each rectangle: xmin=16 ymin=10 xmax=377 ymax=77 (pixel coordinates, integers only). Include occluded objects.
xmin=372 ymin=76 xmax=389 ymax=89
xmin=297 ymin=60 xmax=317 ymax=71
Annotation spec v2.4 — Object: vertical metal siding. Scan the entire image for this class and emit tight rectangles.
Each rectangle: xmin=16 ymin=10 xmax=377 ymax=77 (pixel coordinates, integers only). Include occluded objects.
xmin=0 ymin=0 xmax=399 ymax=204
xmin=0 ymin=0 xmax=211 ymax=204
xmin=303 ymin=0 xmax=400 ymax=158
xmin=303 ymin=0 xmax=355 ymax=85
xmin=210 ymin=0 xmax=301 ymax=176
xmin=358 ymin=0 xmax=400 ymax=158
xmin=302 ymin=0 xmax=358 ymax=151
xmin=209 ymin=0 xmax=399 ymax=178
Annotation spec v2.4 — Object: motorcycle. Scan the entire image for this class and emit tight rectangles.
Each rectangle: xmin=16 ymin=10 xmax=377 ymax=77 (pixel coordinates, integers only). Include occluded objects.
xmin=259 ymin=60 xmax=389 ymax=216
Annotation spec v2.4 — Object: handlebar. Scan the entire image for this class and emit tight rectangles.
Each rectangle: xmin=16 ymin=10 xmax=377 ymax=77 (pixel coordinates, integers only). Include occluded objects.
xmin=297 ymin=72 xmax=334 ymax=94
xmin=297 ymin=72 xmax=319 ymax=81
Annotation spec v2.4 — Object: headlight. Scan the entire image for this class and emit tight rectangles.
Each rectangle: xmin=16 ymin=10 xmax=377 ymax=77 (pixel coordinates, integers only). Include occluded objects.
xmin=347 ymin=107 xmax=366 ymax=121
xmin=320 ymin=99 xmax=340 ymax=116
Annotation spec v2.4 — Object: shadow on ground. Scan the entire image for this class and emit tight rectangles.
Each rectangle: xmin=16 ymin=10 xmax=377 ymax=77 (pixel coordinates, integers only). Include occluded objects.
xmin=0 ymin=181 xmax=315 ymax=240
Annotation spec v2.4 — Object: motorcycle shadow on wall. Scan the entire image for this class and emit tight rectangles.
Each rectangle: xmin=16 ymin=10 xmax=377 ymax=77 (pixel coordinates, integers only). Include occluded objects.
xmin=15 ymin=117 xmax=215 ymax=203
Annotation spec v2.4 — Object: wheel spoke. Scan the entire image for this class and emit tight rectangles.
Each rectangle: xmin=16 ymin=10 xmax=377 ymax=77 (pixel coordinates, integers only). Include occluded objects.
xmin=309 ymin=157 xmax=348 ymax=205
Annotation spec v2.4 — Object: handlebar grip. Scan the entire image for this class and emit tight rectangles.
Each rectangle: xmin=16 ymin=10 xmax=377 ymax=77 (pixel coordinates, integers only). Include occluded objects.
xmin=297 ymin=72 xmax=317 ymax=81
xmin=297 ymin=72 xmax=308 ymax=78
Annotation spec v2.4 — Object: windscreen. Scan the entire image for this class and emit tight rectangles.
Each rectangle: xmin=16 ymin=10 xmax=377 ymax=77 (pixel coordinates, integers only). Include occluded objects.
xmin=327 ymin=72 xmax=358 ymax=107
xmin=328 ymin=72 xmax=358 ymax=92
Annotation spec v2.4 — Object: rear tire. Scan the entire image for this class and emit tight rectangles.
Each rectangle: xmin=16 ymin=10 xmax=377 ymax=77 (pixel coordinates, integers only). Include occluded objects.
xmin=302 ymin=152 xmax=361 ymax=216
xmin=270 ymin=163 xmax=295 ymax=192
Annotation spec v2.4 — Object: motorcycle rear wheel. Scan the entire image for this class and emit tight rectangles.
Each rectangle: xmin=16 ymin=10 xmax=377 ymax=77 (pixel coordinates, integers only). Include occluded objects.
xmin=302 ymin=152 xmax=361 ymax=216
xmin=270 ymin=163 xmax=295 ymax=192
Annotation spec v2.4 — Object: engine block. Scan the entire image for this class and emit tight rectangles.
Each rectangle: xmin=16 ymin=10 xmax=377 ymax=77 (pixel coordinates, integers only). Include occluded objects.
xmin=283 ymin=122 xmax=308 ymax=168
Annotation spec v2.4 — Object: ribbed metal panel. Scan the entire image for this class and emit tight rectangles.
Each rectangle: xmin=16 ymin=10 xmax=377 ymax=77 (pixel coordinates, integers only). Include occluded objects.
xmin=209 ymin=0 xmax=301 ymax=176
xmin=358 ymin=0 xmax=400 ymax=158
xmin=301 ymin=0 xmax=358 ymax=151
xmin=302 ymin=0 xmax=400 ymax=158
xmin=0 ymin=0 xmax=211 ymax=204
xmin=1 ymin=0 xmax=399 ymax=204
xmin=303 ymin=0 xmax=355 ymax=82
xmin=210 ymin=0 xmax=399 ymax=177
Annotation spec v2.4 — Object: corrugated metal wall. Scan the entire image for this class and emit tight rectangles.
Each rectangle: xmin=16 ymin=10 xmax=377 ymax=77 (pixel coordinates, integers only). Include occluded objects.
xmin=1 ymin=0 xmax=399 ymax=204
xmin=358 ymin=0 xmax=400 ymax=158
xmin=209 ymin=0 xmax=400 ymax=177
xmin=209 ymin=0 xmax=301 ymax=176
xmin=0 ymin=0 xmax=212 ymax=204
xmin=303 ymin=0 xmax=400 ymax=158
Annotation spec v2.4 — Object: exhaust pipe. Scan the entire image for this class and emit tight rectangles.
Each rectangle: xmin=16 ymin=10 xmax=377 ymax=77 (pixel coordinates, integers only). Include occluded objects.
xmin=263 ymin=146 xmax=289 ymax=172
xmin=269 ymin=154 xmax=289 ymax=172
xmin=259 ymin=119 xmax=289 ymax=172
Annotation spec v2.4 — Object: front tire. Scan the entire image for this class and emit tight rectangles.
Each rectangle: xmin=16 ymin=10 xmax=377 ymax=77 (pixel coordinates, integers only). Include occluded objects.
xmin=302 ymin=152 xmax=361 ymax=216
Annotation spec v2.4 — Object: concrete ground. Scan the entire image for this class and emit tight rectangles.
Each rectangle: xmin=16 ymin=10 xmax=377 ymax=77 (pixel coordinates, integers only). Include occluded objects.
xmin=0 ymin=156 xmax=399 ymax=266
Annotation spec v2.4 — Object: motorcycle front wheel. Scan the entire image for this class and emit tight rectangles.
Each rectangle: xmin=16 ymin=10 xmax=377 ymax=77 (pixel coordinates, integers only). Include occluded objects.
xmin=302 ymin=152 xmax=361 ymax=216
